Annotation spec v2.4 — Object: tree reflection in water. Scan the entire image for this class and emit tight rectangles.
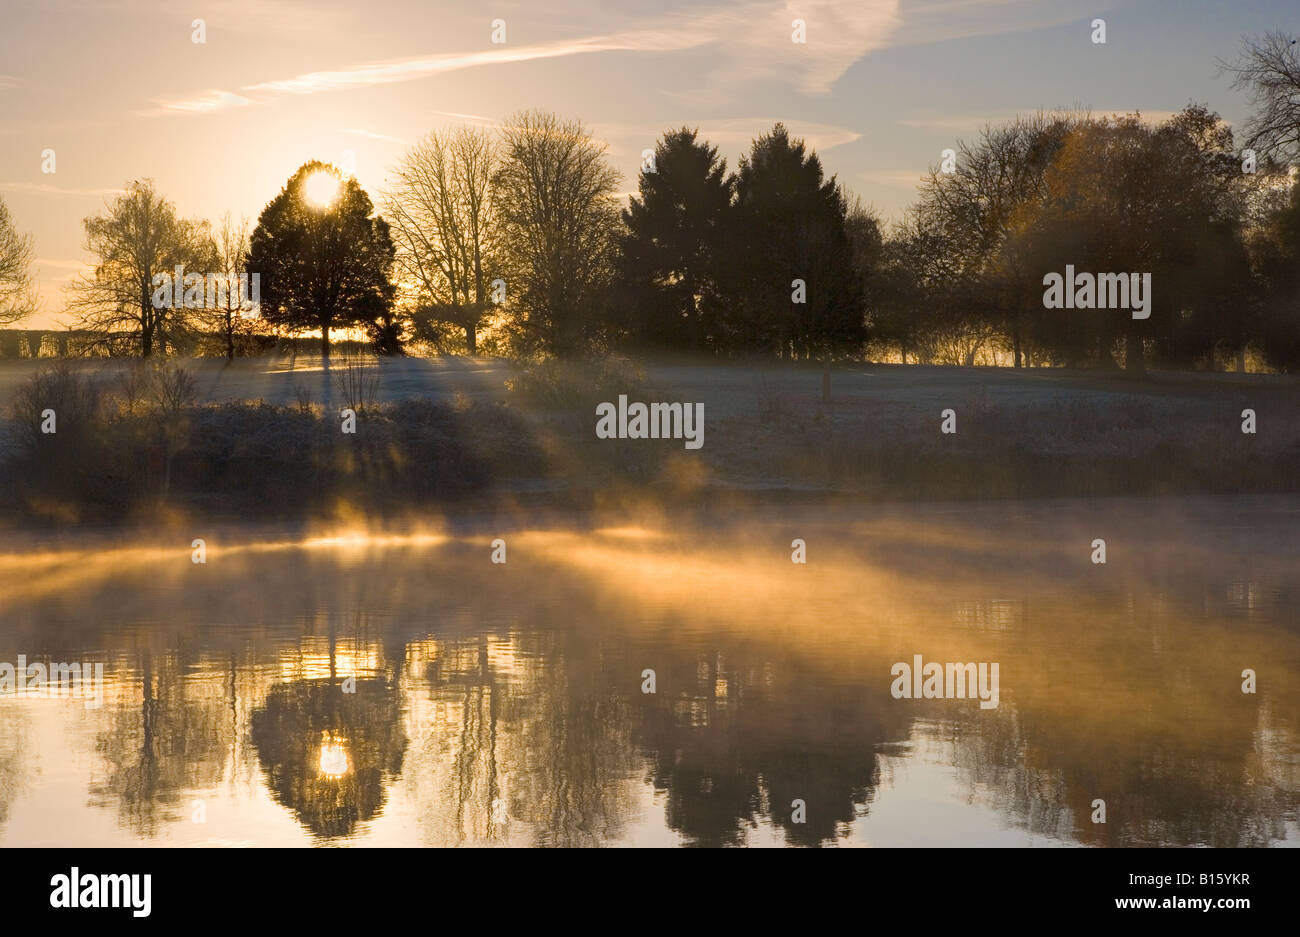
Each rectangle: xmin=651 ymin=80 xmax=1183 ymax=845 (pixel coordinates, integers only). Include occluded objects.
xmin=0 ymin=501 xmax=1295 ymax=846
xmin=250 ymin=620 xmax=406 ymax=840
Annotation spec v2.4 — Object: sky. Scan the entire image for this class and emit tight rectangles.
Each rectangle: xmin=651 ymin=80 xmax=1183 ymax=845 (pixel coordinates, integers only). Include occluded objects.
xmin=1 ymin=0 xmax=1296 ymax=327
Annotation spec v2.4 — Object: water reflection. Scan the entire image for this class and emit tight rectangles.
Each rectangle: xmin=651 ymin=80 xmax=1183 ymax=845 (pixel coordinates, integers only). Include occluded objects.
xmin=0 ymin=497 xmax=1296 ymax=846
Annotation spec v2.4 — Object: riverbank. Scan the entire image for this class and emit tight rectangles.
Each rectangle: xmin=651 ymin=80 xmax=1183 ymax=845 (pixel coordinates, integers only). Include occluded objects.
xmin=0 ymin=356 xmax=1296 ymax=527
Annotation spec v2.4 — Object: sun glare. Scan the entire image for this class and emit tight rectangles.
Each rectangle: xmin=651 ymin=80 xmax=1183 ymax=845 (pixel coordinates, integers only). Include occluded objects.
xmin=302 ymin=170 xmax=340 ymax=208
xmin=318 ymin=734 xmax=350 ymax=778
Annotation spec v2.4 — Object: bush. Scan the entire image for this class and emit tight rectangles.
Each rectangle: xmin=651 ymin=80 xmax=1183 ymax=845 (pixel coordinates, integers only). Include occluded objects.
xmin=505 ymin=356 xmax=646 ymax=410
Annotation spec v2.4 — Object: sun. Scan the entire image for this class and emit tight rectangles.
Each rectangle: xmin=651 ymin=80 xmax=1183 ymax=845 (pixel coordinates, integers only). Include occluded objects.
xmin=302 ymin=170 xmax=340 ymax=208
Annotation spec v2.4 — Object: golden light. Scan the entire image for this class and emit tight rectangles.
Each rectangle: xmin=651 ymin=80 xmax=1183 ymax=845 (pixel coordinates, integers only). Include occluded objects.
xmin=318 ymin=733 xmax=350 ymax=778
xmin=302 ymin=170 xmax=340 ymax=208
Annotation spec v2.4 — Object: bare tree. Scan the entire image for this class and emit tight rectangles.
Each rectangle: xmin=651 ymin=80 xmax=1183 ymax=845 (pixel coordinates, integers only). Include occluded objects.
xmin=204 ymin=213 xmax=256 ymax=361
xmin=384 ymin=127 xmax=499 ymax=355
xmin=0 ymin=196 xmax=37 ymax=325
xmin=1224 ymin=32 xmax=1300 ymax=166
xmin=493 ymin=110 xmax=622 ymax=357
xmin=67 ymin=180 xmax=211 ymax=357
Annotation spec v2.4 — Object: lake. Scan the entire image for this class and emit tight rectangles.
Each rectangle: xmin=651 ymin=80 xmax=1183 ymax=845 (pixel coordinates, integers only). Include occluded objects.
xmin=1 ymin=495 xmax=1297 ymax=847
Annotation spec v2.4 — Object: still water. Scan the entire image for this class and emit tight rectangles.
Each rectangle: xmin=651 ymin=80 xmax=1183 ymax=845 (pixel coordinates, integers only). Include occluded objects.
xmin=1 ymin=496 xmax=1297 ymax=847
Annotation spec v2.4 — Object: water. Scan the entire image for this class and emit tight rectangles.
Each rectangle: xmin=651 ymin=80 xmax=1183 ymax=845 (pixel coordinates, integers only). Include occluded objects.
xmin=1 ymin=496 xmax=1297 ymax=847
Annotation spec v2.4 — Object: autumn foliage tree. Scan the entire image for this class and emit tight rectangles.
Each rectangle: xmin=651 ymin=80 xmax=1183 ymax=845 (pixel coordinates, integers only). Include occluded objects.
xmin=1007 ymin=108 xmax=1251 ymax=371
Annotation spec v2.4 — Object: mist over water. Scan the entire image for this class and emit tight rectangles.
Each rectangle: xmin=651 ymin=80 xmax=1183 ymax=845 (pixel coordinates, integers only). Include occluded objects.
xmin=0 ymin=495 xmax=1296 ymax=847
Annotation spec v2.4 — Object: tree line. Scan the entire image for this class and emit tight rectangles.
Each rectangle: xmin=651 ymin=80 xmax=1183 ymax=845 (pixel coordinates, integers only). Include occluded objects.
xmin=1 ymin=33 xmax=1298 ymax=371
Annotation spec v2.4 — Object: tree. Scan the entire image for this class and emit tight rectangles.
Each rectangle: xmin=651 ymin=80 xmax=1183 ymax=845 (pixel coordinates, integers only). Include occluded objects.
xmin=617 ymin=128 xmax=733 ymax=352
xmin=1224 ymin=31 xmax=1300 ymax=166
xmin=68 ymin=180 xmax=211 ymax=357
xmin=384 ymin=127 xmax=500 ymax=355
xmin=201 ymin=213 xmax=259 ymax=361
xmin=724 ymin=123 xmax=864 ymax=358
xmin=844 ymin=196 xmax=889 ymax=358
xmin=0 ymin=196 xmax=37 ymax=325
xmin=1250 ymin=178 xmax=1300 ymax=371
xmin=910 ymin=113 xmax=1081 ymax=367
xmin=493 ymin=110 xmax=621 ymax=357
xmin=1007 ymin=109 xmax=1252 ymax=372
xmin=248 ymin=161 xmax=396 ymax=361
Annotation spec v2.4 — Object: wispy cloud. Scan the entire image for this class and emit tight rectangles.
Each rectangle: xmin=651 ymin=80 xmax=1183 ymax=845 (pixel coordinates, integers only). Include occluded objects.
xmin=35 ymin=258 xmax=93 ymax=283
xmin=0 ymin=75 xmax=21 ymax=91
xmin=148 ymin=1 xmax=904 ymax=116
xmin=0 ymin=182 xmax=125 ymax=197
xmin=152 ymin=90 xmax=256 ymax=115
xmin=429 ymin=111 xmax=500 ymax=127
xmin=343 ymin=127 xmax=410 ymax=145
xmin=149 ymin=34 xmax=694 ymax=116
xmin=895 ymin=0 xmax=1123 ymax=46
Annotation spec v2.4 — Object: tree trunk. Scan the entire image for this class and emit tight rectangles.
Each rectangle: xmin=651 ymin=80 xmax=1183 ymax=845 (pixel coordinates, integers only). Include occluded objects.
xmin=139 ymin=277 xmax=152 ymax=359
xmin=466 ymin=324 xmax=477 ymax=356
xmin=320 ymin=323 xmax=331 ymax=362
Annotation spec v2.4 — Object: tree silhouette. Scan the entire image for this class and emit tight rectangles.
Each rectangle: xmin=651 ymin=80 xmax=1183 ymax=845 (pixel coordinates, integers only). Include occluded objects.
xmin=1008 ymin=109 xmax=1251 ymax=371
xmin=385 ymin=127 xmax=501 ymax=356
xmin=617 ymin=128 xmax=733 ymax=352
xmin=1250 ymin=177 xmax=1300 ymax=371
xmin=248 ymin=162 xmax=396 ymax=360
xmin=492 ymin=111 xmax=621 ymax=357
xmin=724 ymin=124 xmax=865 ymax=358
xmin=910 ymin=114 xmax=1081 ymax=367
xmin=1224 ymin=31 xmax=1300 ymax=166
xmin=0 ymin=196 xmax=36 ymax=326
xmin=67 ymin=180 xmax=212 ymax=357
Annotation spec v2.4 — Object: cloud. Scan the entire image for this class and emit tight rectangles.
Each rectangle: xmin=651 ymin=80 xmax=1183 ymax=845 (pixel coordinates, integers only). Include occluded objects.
xmin=149 ymin=90 xmax=256 ymax=115
xmin=148 ymin=1 xmax=903 ymax=116
xmin=894 ymin=0 xmax=1123 ymax=47
xmin=149 ymin=34 xmax=691 ymax=115
xmin=428 ymin=111 xmax=500 ymax=127
xmin=35 ymin=258 xmax=93 ymax=283
xmin=343 ymin=128 xmax=410 ymax=145
xmin=705 ymin=0 xmax=903 ymax=93
xmin=0 ymin=182 xmax=125 ymax=197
